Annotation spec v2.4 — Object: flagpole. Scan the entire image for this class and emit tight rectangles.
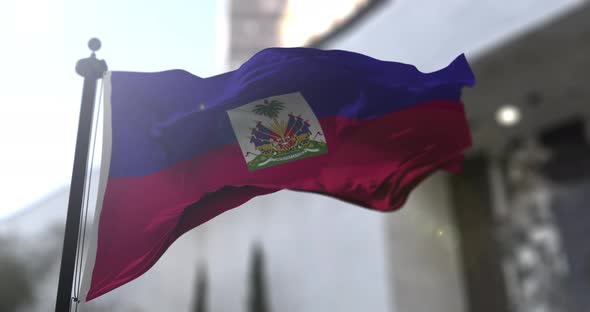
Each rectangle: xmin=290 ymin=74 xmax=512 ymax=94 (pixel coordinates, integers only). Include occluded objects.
xmin=55 ymin=38 xmax=108 ymax=312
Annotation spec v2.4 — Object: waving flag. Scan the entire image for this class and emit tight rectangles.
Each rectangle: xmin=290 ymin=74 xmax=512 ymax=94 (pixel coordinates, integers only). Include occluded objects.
xmin=81 ymin=48 xmax=475 ymax=300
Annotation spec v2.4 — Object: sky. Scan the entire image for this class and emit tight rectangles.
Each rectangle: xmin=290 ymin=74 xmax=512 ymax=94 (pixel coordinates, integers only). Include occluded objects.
xmin=0 ymin=0 xmax=219 ymax=219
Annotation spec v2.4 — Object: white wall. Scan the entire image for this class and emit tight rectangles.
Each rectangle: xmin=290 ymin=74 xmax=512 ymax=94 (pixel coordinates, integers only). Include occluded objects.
xmin=323 ymin=0 xmax=584 ymax=70
xmin=201 ymin=190 xmax=393 ymax=312
xmin=383 ymin=173 xmax=466 ymax=312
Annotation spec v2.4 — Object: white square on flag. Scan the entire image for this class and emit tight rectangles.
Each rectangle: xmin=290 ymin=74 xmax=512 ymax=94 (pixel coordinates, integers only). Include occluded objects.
xmin=227 ymin=92 xmax=328 ymax=171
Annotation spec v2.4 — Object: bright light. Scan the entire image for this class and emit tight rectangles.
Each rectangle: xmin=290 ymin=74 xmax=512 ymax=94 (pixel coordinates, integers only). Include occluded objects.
xmin=0 ymin=0 xmax=219 ymax=220
xmin=496 ymin=105 xmax=521 ymax=126
xmin=280 ymin=0 xmax=369 ymax=47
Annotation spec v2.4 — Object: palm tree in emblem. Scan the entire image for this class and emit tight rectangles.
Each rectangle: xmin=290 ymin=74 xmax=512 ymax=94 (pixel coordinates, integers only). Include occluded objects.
xmin=252 ymin=99 xmax=284 ymax=119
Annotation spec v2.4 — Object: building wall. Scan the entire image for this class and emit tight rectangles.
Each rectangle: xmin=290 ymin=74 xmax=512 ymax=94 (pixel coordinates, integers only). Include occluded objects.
xmin=319 ymin=0 xmax=583 ymax=71
xmin=383 ymin=173 xmax=466 ymax=312
xmin=228 ymin=0 xmax=288 ymax=70
xmin=201 ymin=190 xmax=393 ymax=312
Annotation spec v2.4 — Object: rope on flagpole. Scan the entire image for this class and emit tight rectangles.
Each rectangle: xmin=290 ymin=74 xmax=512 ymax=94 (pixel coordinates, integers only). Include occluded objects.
xmin=72 ymin=100 xmax=92 ymax=307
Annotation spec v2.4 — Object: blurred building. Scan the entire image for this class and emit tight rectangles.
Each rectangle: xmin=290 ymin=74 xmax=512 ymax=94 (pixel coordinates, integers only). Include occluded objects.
xmin=216 ymin=1 xmax=590 ymax=312
xmin=227 ymin=0 xmax=287 ymax=70
xmin=461 ymin=3 xmax=590 ymax=311
xmin=2 ymin=1 xmax=589 ymax=312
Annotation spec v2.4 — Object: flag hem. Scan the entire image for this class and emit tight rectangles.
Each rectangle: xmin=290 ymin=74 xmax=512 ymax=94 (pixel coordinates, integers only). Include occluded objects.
xmin=80 ymin=71 xmax=113 ymax=302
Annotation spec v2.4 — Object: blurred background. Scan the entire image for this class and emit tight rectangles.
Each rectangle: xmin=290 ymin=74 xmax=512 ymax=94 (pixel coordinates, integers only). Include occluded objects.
xmin=1 ymin=0 xmax=589 ymax=311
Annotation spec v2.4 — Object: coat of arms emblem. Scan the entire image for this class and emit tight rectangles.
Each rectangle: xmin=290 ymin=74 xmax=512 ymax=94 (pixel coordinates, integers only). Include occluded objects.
xmin=227 ymin=92 xmax=328 ymax=171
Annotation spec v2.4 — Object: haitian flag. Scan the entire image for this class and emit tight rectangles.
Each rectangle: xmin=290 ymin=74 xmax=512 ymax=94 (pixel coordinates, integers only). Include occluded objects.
xmin=81 ymin=48 xmax=475 ymax=300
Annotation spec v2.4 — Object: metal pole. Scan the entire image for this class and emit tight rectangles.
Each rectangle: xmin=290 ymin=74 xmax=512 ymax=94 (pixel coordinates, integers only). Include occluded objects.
xmin=55 ymin=38 xmax=107 ymax=312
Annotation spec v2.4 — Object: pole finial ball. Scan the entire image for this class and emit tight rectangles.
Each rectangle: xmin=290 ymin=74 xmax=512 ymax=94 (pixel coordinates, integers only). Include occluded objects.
xmin=88 ymin=38 xmax=101 ymax=52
